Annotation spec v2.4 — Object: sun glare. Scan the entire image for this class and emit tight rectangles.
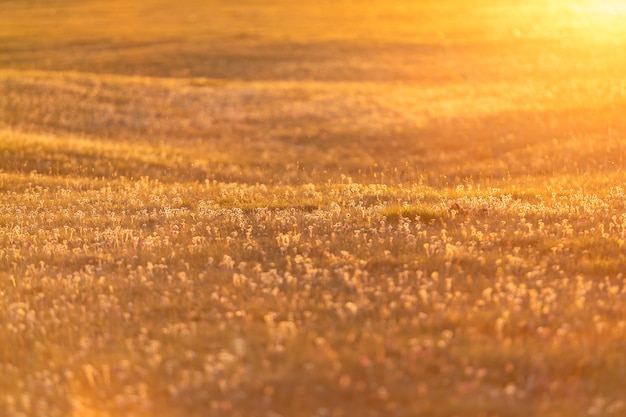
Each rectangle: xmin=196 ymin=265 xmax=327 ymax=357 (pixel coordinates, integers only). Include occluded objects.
xmin=583 ymin=0 xmax=626 ymax=14
xmin=570 ymin=0 xmax=626 ymax=21
xmin=556 ymin=0 xmax=626 ymax=42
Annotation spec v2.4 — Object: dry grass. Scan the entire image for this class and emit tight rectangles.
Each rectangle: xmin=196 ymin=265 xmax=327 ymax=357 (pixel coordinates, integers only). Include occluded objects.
xmin=3 ymin=0 xmax=626 ymax=416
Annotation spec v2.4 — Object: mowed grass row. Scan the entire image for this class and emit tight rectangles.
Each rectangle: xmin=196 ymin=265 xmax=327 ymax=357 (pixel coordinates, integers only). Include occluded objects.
xmin=3 ymin=70 xmax=626 ymax=186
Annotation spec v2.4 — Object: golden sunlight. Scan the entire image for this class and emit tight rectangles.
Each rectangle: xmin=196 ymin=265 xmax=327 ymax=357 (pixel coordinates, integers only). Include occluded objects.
xmin=532 ymin=0 xmax=626 ymax=44
xmin=579 ymin=0 xmax=626 ymax=15
xmin=567 ymin=0 xmax=626 ymax=35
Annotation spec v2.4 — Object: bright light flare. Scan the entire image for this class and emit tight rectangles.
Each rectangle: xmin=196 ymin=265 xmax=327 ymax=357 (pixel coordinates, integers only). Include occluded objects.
xmin=579 ymin=0 xmax=626 ymax=15
xmin=559 ymin=0 xmax=626 ymax=42
xmin=568 ymin=0 xmax=626 ymax=21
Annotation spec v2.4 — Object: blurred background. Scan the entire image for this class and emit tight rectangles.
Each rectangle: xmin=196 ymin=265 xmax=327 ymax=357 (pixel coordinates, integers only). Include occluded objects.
xmin=2 ymin=0 xmax=626 ymax=185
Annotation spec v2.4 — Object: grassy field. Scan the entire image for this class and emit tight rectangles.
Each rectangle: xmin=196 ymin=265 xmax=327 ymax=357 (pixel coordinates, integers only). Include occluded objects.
xmin=2 ymin=1 xmax=626 ymax=416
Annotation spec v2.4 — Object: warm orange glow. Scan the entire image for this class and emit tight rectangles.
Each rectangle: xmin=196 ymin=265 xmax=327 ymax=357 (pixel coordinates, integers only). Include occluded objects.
xmin=579 ymin=0 xmax=626 ymax=15
xmin=521 ymin=0 xmax=626 ymax=47
xmin=567 ymin=0 xmax=626 ymax=33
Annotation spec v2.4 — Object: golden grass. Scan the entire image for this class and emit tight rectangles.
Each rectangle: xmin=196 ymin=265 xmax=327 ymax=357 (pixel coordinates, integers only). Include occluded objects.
xmin=3 ymin=1 xmax=626 ymax=416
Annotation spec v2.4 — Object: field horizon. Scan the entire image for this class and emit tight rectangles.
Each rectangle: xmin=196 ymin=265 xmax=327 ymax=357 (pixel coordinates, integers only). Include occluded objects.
xmin=2 ymin=1 xmax=626 ymax=416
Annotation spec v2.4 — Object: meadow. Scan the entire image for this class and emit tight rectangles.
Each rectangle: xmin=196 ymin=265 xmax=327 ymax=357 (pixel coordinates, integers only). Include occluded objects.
xmin=2 ymin=0 xmax=626 ymax=416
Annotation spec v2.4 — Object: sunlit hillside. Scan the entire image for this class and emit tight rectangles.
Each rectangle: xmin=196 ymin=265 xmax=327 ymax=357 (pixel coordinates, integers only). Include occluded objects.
xmin=2 ymin=1 xmax=626 ymax=416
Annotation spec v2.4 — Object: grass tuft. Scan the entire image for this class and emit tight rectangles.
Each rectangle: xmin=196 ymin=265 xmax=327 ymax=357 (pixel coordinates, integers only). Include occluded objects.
xmin=381 ymin=204 xmax=445 ymax=224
